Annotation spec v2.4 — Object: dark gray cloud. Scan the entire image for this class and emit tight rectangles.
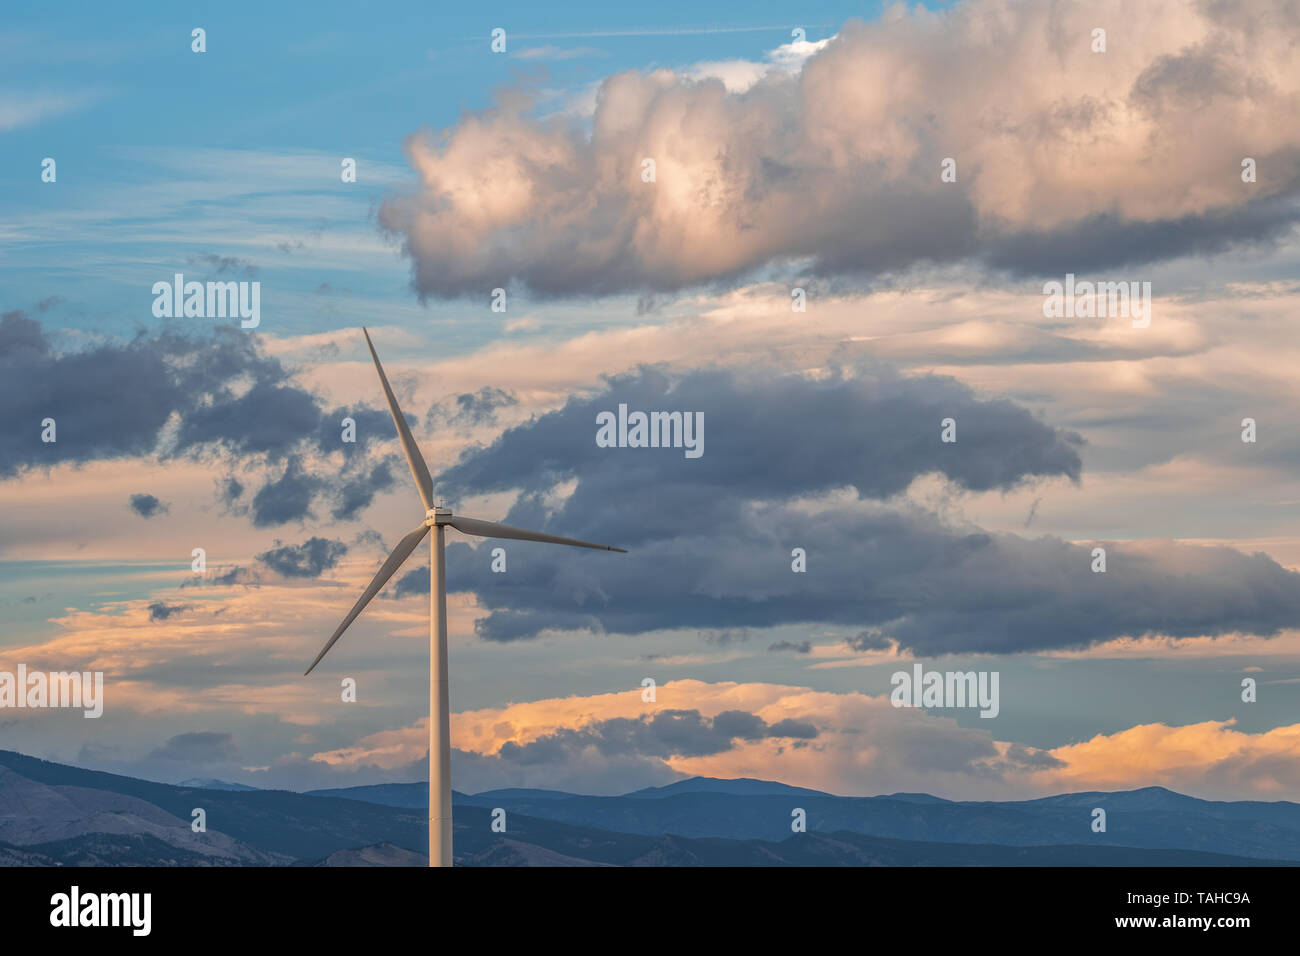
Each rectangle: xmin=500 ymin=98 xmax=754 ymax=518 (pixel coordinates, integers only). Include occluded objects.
xmin=180 ymin=566 xmax=257 ymax=588
xmin=1004 ymin=743 xmax=1065 ymax=771
xmin=315 ymin=407 xmax=401 ymax=454
xmin=495 ymin=709 xmax=817 ymax=764
xmin=982 ymin=197 xmax=1300 ymax=278
xmin=438 ymin=364 xmax=1083 ymax=547
xmin=219 ymin=477 xmax=244 ymax=505
xmin=186 ymin=253 xmax=258 ymax=277
xmin=0 ymin=313 xmax=286 ymax=471
xmin=0 ymin=310 xmax=46 ymax=352
xmin=766 ymin=718 xmax=819 ymax=739
xmin=769 ymin=640 xmax=811 ymax=654
xmin=700 ymin=628 xmax=749 ymax=646
xmin=0 ymin=314 xmax=405 ymax=526
xmin=352 ymin=528 xmax=387 ymax=552
xmin=433 ymin=365 xmax=1300 ymax=653
xmin=847 ymin=630 xmax=891 ymax=652
xmin=177 ymin=383 xmax=322 ymax=458
xmin=256 ymin=537 xmax=348 ymax=578
xmin=389 ymin=563 xmax=428 ymax=599
xmin=128 ymin=493 xmax=169 ymax=518
xmin=251 ymin=459 xmax=319 ymax=527
xmin=147 ymin=601 xmax=191 ymax=622
xmin=447 ymin=497 xmax=1300 ymax=654
xmin=1 ymin=312 xmax=189 ymax=473
xmin=332 ymin=460 xmax=396 ymax=521
xmin=147 ymin=731 xmax=238 ymax=763
xmin=427 ymin=387 xmax=518 ymax=429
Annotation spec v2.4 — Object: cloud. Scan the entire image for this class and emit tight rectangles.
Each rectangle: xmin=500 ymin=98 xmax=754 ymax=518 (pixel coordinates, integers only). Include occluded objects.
xmin=390 ymin=563 xmax=429 ymax=600
xmin=256 ymin=537 xmax=349 ymax=578
xmin=431 ymin=364 xmax=1300 ymax=652
xmin=513 ymin=45 xmax=605 ymax=61
xmin=686 ymin=37 xmax=831 ymax=93
xmin=0 ymin=89 xmax=102 ymax=131
xmin=701 ymin=628 xmax=750 ymax=646
xmin=427 ymin=387 xmax=519 ymax=429
xmin=0 ymin=313 xmax=409 ymax=527
xmin=437 ymin=363 xmax=1084 ymax=514
xmin=448 ymin=501 xmax=1300 ymax=653
xmin=450 ymin=684 xmax=1300 ymax=799
xmin=147 ymin=601 xmax=191 ymax=622
xmin=251 ymin=459 xmax=320 ymax=526
xmin=320 ymin=679 xmax=1300 ymax=800
xmin=218 ymin=476 xmax=244 ymax=505
xmin=15 ymin=553 xmax=1299 ymax=798
xmin=0 ymin=312 xmax=290 ymax=474
xmin=769 ymin=640 xmax=811 ymax=654
xmin=494 ymin=708 xmax=817 ymax=764
xmin=128 ymin=493 xmax=169 ymax=518
xmin=847 ymin=630 xmax=891 ymax=652
xmin=186 ymin=253 xmax=258 ymax=277
xmin=180 ymin=565 xmax=257 ymax=588
xmin=147 ymin=731 xmax=238 ymax=764
xmin=332 ymin=460 xmax=396 ymax=520
xmin=380 ymin=0 xmax=1300 ymax=298
xmin=1032 ymin=719 xmax=1300 ymax=799
xmin=314 ymin=407 xmax=396 ymax=454
xmin=177 ymin=384 xmax=324 ymax=459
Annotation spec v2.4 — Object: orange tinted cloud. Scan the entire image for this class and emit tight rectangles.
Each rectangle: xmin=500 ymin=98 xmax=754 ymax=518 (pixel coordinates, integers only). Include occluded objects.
xmin=306 ymin=680 xmax=1300 ymax=801
xmin=1033 ymin=719 xmax=1300 ymax=796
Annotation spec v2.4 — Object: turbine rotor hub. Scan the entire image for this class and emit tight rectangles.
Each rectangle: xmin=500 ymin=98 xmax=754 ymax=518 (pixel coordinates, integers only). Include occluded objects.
xmin=425 ymin=506 xmax=453 ymax=527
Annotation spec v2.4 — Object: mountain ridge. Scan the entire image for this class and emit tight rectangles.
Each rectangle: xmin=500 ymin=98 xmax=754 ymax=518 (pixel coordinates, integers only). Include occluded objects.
xmin=4 ymin=751 xmax=1298 ymax=866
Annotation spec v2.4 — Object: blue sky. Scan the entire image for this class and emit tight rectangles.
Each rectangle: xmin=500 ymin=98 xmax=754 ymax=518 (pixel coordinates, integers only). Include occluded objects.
xmin=1 ymin=0 xmax=884 ymax=347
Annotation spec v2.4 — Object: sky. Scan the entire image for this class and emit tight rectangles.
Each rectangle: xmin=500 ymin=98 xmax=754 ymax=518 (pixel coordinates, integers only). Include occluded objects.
xmin=3 ymin=0 xmax=1300 ymax=800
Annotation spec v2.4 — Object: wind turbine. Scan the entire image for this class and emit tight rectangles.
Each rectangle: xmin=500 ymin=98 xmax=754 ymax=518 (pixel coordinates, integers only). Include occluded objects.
xmin=304 ymin=328 xmax=626 ymax=867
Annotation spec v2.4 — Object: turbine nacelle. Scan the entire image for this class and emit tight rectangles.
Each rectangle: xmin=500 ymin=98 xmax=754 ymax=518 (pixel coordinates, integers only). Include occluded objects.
xmin=425 ymin=506 xmax=453 ymax=527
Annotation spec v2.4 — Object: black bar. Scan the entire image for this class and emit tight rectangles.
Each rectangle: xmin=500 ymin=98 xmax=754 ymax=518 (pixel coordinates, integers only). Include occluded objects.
xmin=7 ymin=865 xmax=1284 ymax=942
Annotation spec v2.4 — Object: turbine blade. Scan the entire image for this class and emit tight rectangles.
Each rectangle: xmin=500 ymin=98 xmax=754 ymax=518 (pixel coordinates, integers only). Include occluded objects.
xmin=448 ymin=515 xmax=627 ymax=553
xmin=363 ymin=328 xmax=435 ymax=511
xmin=304 ymin=523 xmax=430 ymax=675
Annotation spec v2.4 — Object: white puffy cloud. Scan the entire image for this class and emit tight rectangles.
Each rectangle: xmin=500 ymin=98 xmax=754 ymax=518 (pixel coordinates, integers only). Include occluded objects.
xmin=381 ymin=0 xmax=1300 ymax=297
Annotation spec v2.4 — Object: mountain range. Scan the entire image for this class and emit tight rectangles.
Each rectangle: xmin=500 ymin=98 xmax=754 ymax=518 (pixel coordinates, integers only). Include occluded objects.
xmin=1 ymin=750 xmax=1296 ymax=866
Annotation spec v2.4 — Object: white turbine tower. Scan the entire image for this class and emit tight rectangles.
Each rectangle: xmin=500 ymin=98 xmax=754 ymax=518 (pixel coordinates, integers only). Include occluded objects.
xmin=305 ymin=328 xmax=626 ymax=867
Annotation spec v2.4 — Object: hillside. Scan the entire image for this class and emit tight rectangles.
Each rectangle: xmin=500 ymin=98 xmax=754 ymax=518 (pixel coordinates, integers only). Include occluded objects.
xmin=2 ymin=752 xmax=1297 ymax=866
